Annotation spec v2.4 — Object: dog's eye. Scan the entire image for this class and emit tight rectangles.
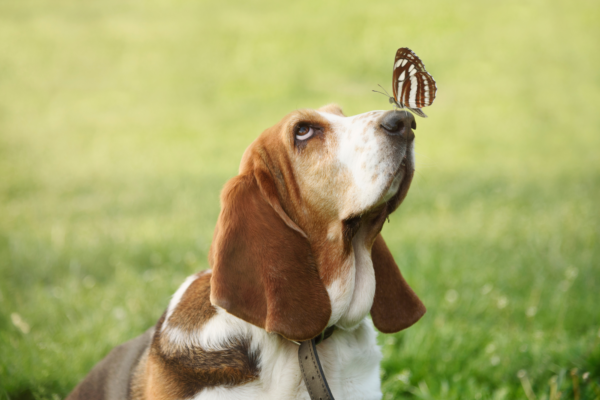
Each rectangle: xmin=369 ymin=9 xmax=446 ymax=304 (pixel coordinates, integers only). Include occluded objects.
xmin=295 ymin=126 xmax=314 ymax=141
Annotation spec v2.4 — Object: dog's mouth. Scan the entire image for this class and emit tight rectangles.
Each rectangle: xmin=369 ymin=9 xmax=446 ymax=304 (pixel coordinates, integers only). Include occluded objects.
xmin=378 ymin=152 xmax=413 ymax=205
xmin=341 ymin=152 xmax=415 ymax=241
xmin=385 ymin=153 xmax=415 ymax=212
xmin=398 ymin=153 xmax=411 ymax=176
xmin=343 ymin=154 xmax=413 ymax=239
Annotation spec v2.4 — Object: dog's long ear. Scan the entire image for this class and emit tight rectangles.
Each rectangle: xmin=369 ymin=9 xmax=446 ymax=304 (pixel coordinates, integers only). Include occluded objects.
xmin=370 ymin=234 xmax=426 ymax=333
xmin=209 ymin=166 xmax=331 ymax=342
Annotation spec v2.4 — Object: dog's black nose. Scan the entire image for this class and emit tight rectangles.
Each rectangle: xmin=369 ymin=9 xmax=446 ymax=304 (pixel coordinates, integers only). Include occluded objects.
xmin=380 ymin=110 xmax=416 ymax=140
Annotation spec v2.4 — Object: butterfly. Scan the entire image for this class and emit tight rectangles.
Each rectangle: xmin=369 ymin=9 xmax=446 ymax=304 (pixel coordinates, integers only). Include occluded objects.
xmin=374 ymin=47 xmax=437 ymax=118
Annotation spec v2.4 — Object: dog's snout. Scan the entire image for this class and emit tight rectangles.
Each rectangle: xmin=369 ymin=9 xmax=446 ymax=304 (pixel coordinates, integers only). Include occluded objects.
xmin=380 ymin=110 xmax=416 ymax=140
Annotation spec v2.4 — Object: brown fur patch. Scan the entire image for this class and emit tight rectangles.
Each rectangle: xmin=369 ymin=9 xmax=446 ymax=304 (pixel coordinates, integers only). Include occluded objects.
xmin=164 ymin=272 xmax=216 ymax=333
xmin=129 ymin=347 xmax=150 ymax=400
xmin=133 ymin=313 xmax=260 ymax=400
xmin=130 ymin=274 xmax=260 ymax=400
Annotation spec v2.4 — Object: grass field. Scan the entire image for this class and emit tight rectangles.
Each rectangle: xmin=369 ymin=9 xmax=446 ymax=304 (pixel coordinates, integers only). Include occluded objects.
xmin=1 ymin=0 xmax=599 ymax=398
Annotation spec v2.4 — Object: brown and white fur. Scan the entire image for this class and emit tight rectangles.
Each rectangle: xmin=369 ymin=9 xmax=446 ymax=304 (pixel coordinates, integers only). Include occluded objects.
xmin=67 ymin=104 xmax=426 ymax=400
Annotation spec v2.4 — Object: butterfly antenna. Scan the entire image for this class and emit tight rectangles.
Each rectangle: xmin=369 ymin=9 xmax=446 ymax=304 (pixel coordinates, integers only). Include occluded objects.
xmin=377 ymin=84 xmax=392 ymax=97
xmin=371 ymin=89 xmax=388 ymax=97
xmin=372 ymin=84 xmax=393 ymax=98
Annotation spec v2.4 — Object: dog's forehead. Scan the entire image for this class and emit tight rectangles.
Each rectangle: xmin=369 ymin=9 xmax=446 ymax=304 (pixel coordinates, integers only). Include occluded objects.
xmin=317 ymin=110 xmax=386 ymax=131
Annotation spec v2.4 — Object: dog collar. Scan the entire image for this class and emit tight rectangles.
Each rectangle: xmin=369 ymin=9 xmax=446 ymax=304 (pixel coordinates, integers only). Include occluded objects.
xmin=297 ymin=326 xmax=336 ymax=400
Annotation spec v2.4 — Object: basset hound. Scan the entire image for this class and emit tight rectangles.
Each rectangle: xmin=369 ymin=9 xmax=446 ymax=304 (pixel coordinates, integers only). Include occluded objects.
xmin=67 ymin=104 xmax=426 ymax=400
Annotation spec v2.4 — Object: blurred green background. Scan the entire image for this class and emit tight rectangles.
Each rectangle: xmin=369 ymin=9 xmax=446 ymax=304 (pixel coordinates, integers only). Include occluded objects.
xmin=1 ymin=0 xmax=599 ymax=399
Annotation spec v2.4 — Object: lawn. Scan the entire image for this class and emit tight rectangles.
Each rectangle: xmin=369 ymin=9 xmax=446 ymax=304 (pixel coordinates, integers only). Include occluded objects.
xmin=0 ymin=0 xmax=599 ymax=399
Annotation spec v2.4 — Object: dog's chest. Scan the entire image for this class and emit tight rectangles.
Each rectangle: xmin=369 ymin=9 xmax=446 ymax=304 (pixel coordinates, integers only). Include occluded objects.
xmin=190 ymin=319 xmax=383 ymax=400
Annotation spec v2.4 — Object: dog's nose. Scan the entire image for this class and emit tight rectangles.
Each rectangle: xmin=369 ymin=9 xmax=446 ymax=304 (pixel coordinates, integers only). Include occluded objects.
xmin=379 ymin=110 xmax=416 ymax=141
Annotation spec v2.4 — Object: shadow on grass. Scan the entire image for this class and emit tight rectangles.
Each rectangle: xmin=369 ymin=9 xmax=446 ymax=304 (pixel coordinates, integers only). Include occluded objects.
xmin=2 ymin=381 xmax=72 ymax=400
xmin=2 ymin=388 xmax=36 ymax=400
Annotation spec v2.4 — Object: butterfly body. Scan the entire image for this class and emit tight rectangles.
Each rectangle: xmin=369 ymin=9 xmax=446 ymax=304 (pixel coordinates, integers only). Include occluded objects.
xmin=386 ymin=47 xmax=437 ymax=118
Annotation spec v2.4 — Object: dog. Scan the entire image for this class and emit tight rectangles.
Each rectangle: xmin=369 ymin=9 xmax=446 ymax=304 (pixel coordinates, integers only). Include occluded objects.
xmin=66 ymin=104 xmax=425 ymax=400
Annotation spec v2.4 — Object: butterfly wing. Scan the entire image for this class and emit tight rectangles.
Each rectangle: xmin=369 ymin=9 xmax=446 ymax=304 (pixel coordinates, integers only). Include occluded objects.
xmin=392 ymin=47 xmax=437 ymax=115
xmin=408 ymin=107 xmax=428 ymax=118
xmin=404 ymin=72 xmax=437 ymax=109
xmin=392 ymin=48 xmax=414 ymax=107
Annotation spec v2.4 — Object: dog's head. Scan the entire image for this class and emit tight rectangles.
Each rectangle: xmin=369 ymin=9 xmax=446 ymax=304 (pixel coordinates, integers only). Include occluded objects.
xmin=209 ymin=104 xmax=425 ymax=341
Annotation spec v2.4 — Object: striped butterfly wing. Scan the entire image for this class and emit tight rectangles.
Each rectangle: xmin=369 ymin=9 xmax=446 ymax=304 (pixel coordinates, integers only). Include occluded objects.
xmin=392 ymin=47 xmax=437 ymax=118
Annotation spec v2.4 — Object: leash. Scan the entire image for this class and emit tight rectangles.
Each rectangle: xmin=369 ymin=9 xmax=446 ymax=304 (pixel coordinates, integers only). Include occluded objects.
xmin=297 ymin=326 xmax=336 ymax=400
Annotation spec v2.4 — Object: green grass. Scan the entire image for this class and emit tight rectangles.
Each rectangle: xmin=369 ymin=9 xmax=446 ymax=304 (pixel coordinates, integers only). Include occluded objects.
xmin=1 ymin=0 xmax=599 ymax=398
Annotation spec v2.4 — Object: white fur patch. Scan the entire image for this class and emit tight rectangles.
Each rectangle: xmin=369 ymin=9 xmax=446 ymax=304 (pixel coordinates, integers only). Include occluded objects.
xmin=337 ymin=229 xmax=377 ymax=329
xmin=318 ymin=110 xmax=410 ymax=219
xmin=323 ymin=226 xmax=377 ymax=330
xmin=326 ymin=272 xmax=354 ymax=327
